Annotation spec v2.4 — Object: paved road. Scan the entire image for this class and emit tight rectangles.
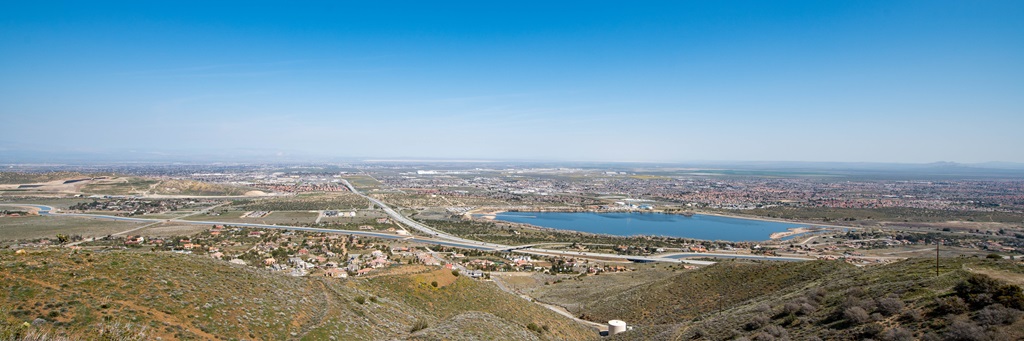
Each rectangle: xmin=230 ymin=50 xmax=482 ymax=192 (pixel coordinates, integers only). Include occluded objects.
xmin=341 ymin=180 xmax=511 ymax=250
xmin=660 ymin=252 xmax=807 ymax=262
xmin=2 ymin=203 xmax=813 ymax=264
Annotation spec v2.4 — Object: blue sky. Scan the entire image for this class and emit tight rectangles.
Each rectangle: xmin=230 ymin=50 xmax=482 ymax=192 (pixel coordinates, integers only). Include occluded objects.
xmin=2 ymin=1 xmax=1022 ymax=163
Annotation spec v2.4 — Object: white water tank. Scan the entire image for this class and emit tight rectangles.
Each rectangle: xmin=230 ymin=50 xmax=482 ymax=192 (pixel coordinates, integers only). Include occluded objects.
xmin=608 ymin=320 xmax=626 ymax=335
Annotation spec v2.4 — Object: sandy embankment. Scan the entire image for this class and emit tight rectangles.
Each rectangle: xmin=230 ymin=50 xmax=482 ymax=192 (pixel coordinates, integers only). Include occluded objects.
xmin=695 ymin=210 xmax=858 ymax=232
xmin=769 ymin=226 xmax=825 ymax=240
xmin=465 ymin=207 xmax=507 ymax=220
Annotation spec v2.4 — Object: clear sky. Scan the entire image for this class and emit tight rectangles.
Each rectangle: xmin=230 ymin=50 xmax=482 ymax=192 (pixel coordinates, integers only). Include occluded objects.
xmin=2 ymin=1 xmax=1022 ymax=163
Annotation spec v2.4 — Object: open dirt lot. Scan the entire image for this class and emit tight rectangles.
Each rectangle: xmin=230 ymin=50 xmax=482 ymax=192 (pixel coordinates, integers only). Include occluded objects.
xmin=131 ymin=223 xmax=213 ymax=237
xmin=0 ymin=215 xmax=144 ymax=240
xmin=180 ymin=210 xmax=318 ymax=225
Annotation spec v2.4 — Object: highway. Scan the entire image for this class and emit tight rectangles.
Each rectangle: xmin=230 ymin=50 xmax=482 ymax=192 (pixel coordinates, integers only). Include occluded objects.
xmin=660 ymin=252 xmax=807 ymax=262
xmin=341 ymin=179 xmax=513 ymax=250
xmin=2 ymin=203 xmax=812 ymax=265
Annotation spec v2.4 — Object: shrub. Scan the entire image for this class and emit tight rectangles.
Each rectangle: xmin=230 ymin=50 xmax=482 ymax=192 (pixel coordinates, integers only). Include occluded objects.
xmin=745 ymin=314 xmax=769 ymax=331
xmin=451 ymin=270 xmax=459 ymax=277
xmin=354 ymin=296 xmax=366 ymax=305
xmin=900 ymin=308 xmax=923 ymax=322
xmin=799 ymin=303 xmax=818 ymax=315
xmin=808 ymin=287 xmax=827 ymax=304
xmin=935 ymin=296 xmax=969 ymax=315
xmin=783 ymin=302 xmax=801 ymax=315
xmin=860 ymin=322 xmax=885 ymax=338
xmin=877 ymin=295 xmax=904 ymax=316
xmin=943 ymin=320 xmax=985 ymax=341
xmin=763 ymin=324 xmax=787 ymax=338
xmin=845 ymin=296 xmax=876 ymax=313
xmin=686 ymin=327 xmax=706 ymax=339
xmin=430 ymin=281 xmax=438 ymax=288
xmin=89 ymin=321 xmax=147 ymax=341
xmin=994 ymin=284 xmax=1024 ymax=310
xmin=880 ymin=327 xmax=914 ymax=341
xmin=848 ymin=286 xmax=866 ymax=297
xmin=974 ymin=304 xmax=1022 ymax=326
xmin=410 ymin=319 xmax=429 ymax=333
xmin=954 ymin=274 xmax=1024 ymax=310
xmin=844 ymin=306 xmax=871 ymax=325
xmin=526 ymin=322 xmax=542 ymax=333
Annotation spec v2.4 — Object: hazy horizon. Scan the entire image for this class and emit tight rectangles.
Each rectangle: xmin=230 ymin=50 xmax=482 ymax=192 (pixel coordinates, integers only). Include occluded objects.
xmin=3 ymin=2 xmax=1022 ymax=163
xmin=3 ymin=146 xmax=1024 ymax=170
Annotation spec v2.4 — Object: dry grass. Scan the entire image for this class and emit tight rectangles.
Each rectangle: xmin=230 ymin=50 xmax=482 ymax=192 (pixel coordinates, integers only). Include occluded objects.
xmin=130 ymin=223 xmax=211 ymax=237
xmin=148 ymin=179 xmax=253 ymax=196
xmin=1 ymin=249 xmax=595 ymax=340
xmin=0 ymin=173 xmax=89 ymax=185
xmin=0 ymin=216 xmax=143 ymax=241
xmin=232 ymin=193 xmax=369 ymax=211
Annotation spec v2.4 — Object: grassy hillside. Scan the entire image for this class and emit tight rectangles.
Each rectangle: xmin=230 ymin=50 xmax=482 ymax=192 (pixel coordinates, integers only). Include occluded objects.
xmin=410 ymin=311 xmax=541 ymax=341
xmin=525 ymin=264 xmax=681 ymax=314
xmin=0 ymin=250 xmax=594 ymax=340
xmin=568 ymin=258 xmax=1024 ymax=341
xmin=365 ymin=268 xmax=595 ymax=341
xmin=575 ymin=261 xmax=851 ymax=326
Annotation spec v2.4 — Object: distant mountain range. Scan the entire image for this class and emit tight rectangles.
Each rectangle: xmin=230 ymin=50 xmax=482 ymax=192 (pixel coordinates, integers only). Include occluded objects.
xmin=2 ymin=146 xmax=1023 ymax=177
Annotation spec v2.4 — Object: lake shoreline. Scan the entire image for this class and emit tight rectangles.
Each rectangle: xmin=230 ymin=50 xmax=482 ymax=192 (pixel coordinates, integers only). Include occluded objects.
xmin=484 ymin=211 xmax=805 ymax=242
xmin=471 ymin=207 xmax=854 ymax=230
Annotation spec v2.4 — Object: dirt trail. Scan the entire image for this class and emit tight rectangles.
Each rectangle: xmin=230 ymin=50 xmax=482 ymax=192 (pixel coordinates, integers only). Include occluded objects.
xmin=490 ymin=274 xmax=607 ymax=332
xmin=964 ymin=266 xmax=1024 ymax=286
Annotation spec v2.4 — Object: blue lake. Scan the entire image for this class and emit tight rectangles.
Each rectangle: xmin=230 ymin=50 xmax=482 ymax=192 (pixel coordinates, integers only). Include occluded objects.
xmin=491 ymin=211 xmax=807 ymax=242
